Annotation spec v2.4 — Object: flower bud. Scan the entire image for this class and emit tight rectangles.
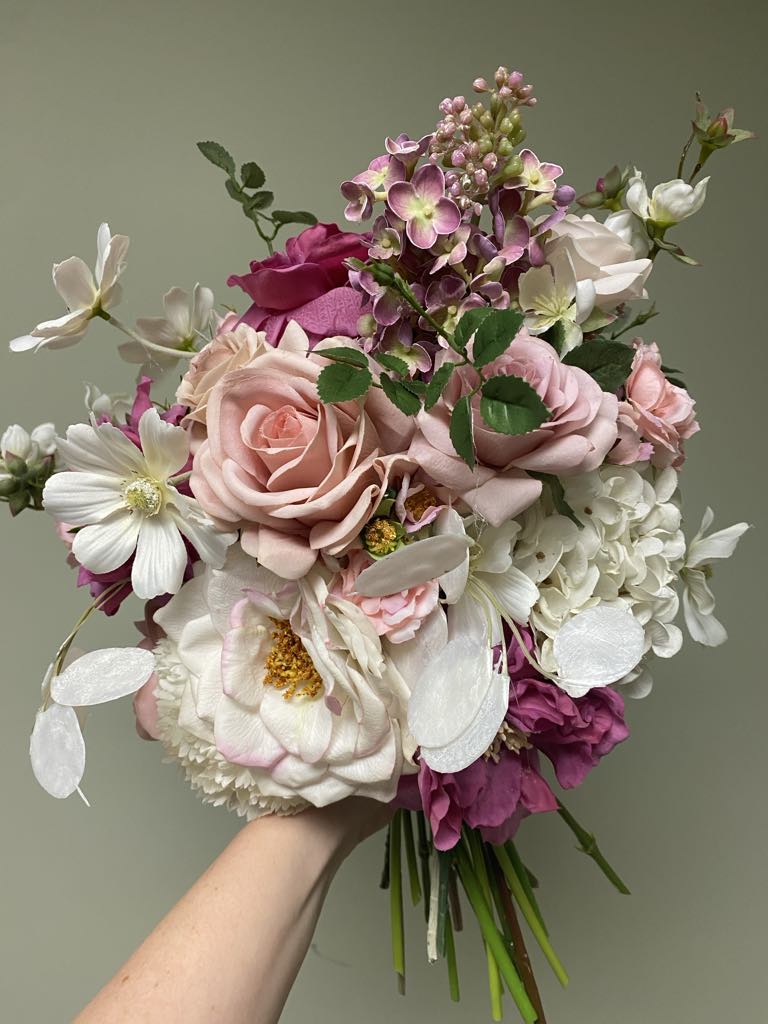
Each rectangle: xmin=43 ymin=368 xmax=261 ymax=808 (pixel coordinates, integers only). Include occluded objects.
xmin=0 ymin=475 xmax=18 ymax=497
xmin=500 ymin=154 xmax=524 ymax=179
xmin=1 ymin=424 xmax=31 ymax=461
xmin=472 ymin=78 xmax=488 ymax=93
xmin=5 ymin=454 xmax=28 ymax=477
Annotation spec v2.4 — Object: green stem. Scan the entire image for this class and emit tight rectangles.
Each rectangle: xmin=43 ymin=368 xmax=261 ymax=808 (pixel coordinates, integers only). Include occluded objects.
xmin=677 ymin=130 xmax=695 ymax=180
xmin=391 ymin=274 xmax=455 ymax=348
xmin=506 ymin=843 xmax=548 ymax=936
xmin=389 ymin=811 xmax=406 ymax=994
xmin=416 ymin=813 xmax=432 ymax=923
xmin=455 ymin=843 xmax=537 ymax=1024
xmin=493 ymin=845 xmax=569 ymax=988
xmin=99 ymin=313 xmax=196 ymax=360
xmin=556 ymin=800 xmax=630 ymax=895
xmin=402 ymin=811 xmax=422 ymax=906
xmin=379 ymin=825 xmax=391 ymax=890
xmin=468 ymin=832 xmax=504 ymax=1021
xmin=491 ymin=856 xmax=547 ymax=1024
xmin=444 ymin=912 xmax=461 ymax=1003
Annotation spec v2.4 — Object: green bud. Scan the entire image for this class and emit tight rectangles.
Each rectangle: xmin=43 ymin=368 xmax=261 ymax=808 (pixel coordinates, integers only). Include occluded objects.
xmin=368 ymin=261 xmax=397 ymax=287
xmin=5 ymin=455 xmax=27 ymax=477
xmin=501 ymin=155 xmax=523 ymax=179
xmin=576 ymin=190 xmax=606 ymax=209
xmin=480 ymin=112 xmax=495 ymax=131
xmin=497 ymin=138 xmax=514 ymax=158
xmin=0 ymin=476 xmax=18 ymax=497
xmin=498 ymin=117 xmax=513 ymax=135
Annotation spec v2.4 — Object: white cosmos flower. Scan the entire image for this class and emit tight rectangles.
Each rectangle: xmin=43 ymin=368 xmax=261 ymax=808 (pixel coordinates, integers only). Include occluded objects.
xmin=681 ymin=507 xmax=749 ymax=646
xmin=517 ymin=248 xmax=595 ymax=354
xmin=625 ymin=170 xmax=709 ymax=229
xmin=151 ymin=548 xmax=412 ymax=815
xmin=10 ymin=223 xmax=129 ymax=353
xmin=120 ymin=284 xmax=215 ymax=367
xmin=42 ymin=408 xmax=236 ymax=599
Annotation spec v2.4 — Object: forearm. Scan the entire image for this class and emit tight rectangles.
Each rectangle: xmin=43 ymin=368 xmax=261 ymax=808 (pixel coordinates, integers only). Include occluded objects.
xmin=75 ymin=808 xmax=352 ymax=1024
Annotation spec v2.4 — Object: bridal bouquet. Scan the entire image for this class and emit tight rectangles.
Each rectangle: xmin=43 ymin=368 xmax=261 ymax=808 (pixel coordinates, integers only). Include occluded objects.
xmin=6 ymin=67 xmax=752 ymax=1021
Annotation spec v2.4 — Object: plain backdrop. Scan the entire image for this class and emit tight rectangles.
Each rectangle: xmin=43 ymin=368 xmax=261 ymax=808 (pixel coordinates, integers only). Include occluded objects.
xmin=1 ymin=1 xmax=766 ymax=1021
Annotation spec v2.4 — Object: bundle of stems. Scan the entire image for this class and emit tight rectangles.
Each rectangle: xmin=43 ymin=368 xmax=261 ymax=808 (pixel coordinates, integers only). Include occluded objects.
xmin=383 ymin=801 xmax=629 ymax=1021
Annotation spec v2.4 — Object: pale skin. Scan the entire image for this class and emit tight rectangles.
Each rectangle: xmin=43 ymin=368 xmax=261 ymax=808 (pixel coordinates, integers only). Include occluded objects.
xmin=75 ymin=799 xmax=392 ymax=1024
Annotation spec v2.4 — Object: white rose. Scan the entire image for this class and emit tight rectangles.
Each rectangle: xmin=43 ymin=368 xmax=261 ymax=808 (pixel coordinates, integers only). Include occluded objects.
xmin=625 ymin=170 xmax=709 ymax=228
xmin=546 ymin=214 xmax=652 ymax=311
xmin=604 ymin=209 xmax=651 ymax=259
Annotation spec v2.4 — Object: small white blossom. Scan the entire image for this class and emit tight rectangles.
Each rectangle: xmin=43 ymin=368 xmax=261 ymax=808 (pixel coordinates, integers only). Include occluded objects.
xmin=681 ymin=508 xmax=749 ymax=646
xmin=10 ymin=223 xmax=129 ymax=353
xmin=625 ymin=170 xmax=709 ymax=229
xmin=518 ymin=249 xmax=595 ymax=354
xmin=120 ymin=284 xmax=215 ymax=367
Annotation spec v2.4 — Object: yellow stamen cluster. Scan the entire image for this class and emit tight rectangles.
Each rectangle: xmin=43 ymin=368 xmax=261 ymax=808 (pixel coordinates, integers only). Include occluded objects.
xmin=484 ymin=722 xmax=531 ymax=764
xmin=363 ymin=517 xmax=401 ymax=557
xmin=123 ymin=477 xmax=163 ymax=516
xmin=263 ymin=619 xmax=323 ymax=701
xmin=404 ymin=488 xmax=438 ymax=522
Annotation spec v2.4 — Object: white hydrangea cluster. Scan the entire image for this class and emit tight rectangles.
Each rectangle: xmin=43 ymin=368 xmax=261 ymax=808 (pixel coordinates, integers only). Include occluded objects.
xmin=514 ymin=465 xmax=686 ymax=695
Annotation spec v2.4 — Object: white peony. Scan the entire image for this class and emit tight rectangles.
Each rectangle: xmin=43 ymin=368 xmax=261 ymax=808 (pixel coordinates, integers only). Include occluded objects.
xmin=152 ymin=548 xmax=413 ymax=817
xmin=546 ymin=213 xmax=652 ymax=311
xmin=10 ymin=223 xmax=129 ymax=353
xmin=516 ymin=465 xmax=686 ymax=694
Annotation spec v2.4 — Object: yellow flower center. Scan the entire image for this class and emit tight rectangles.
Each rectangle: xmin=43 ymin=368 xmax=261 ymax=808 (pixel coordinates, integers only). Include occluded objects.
xmin=123 ymin=477 xmax=164 ymax=516
xmin=263 ymin=619 xmax=323 ymax=701
xmin=404 ymin=488 xmax=438 ymax=522
xmin=363 ymin=517 xmax=402 ymax=557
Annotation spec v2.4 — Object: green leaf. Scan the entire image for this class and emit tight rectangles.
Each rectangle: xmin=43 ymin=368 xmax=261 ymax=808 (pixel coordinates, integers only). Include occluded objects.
xmin=452 ymin=307 xmax=494 ymax=353
xmin=225 ymin=179 xmax=244 ymax=203
xmin=542 ymin=319 xmax=568 ymax=355
xmin=563 ymin=339 xmax=635 ymax=392
xmin=480 ymin=375 xmax=550 ymax=435
xmin=402 ymin=379 xmax=426 ymax=396
xmin=449 ymin=396 xmax=475 ymax=468
xmin=245 ymin=190 xmax=274 ymax=212
xmin=272 ymin=209 xmax=319 ymax=226
xmin=380 ymin=374 xmax=422 ymax=416
xmin=473 ymin=309 xmax=525 ymax=368
xmin=376 ymin=353 xmax=410 ymax=376
xmin=530 ymin=472 xmax=582 ymax=527
xmin=424 ymin=362 xmax=455 ymax=410
xmin=666 ymin=375 xmax=688 ymax=389
xmin=240 ymin=161 xmax=266 ymax=189
xmin=317 ymin=363 xmax=372 ymax=403
xmin=197 ymin=141 xmax=236 ymax=177
xmin=318 ymin=346 xmax=369 ymax=368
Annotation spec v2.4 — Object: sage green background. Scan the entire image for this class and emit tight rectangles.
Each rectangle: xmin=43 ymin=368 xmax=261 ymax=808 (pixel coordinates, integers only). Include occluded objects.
xmin=1 ymin=1 xmax=766 ymax=1021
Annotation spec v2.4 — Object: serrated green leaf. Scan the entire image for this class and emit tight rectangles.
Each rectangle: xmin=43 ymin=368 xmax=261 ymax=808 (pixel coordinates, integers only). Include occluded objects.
xmin=317 ymin=363 xmax=372 ymax=403
xmin=449 ymin=396 xmax=475 ymax=468
xmin=272 ymin=209 xmax=319 ymax=226
xmin=197 ymin=141 xmax=235 ymax=177
xmin=376 ymin=353 xmax=410 ymax=376
xmin=473 ymin=309 xmax=525 ymax=368
xmin=542 ymin=319 xmax=568 ymax=355
xmin=453 ymin=307 xmax=494 ymax=353
xmin=318 ymin=346 xmax=369 ymax=368
xmin=425 ymin=362 xmax=456 ymax=410
xmin=225 ymin=179 xmax=244 ymax=203
xmin=245 ymin=190 xmax=274 ymax=212
xmin=240 ymin=161 xmax=266 ymax=189
xmin=380 ymin=374 xmax=422 ymax=416
xmin=480 ymin=375 xmax=550 ymax=435
xmin=563 ymin=339 xmax=635 ymax=393
xmin=530 ymin=472 xmax=582 ymax=527
xmin=402 ymin=379 xmax=426 ymax=396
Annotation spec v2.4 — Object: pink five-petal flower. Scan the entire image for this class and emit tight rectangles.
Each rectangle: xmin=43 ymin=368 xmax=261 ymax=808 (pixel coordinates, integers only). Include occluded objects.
xmin=513 ymin=149 xmax=564 ymax=195
xmin=388 ymin=165 xmax=462 ymax=249
xmin=340 ymin=179 xmax=375 ymax=222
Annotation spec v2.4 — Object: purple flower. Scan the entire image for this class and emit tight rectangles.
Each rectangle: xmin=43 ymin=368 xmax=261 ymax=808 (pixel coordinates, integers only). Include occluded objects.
xmin=341 ymin=156 xmax=406 ymax=223
xmin=430 ymin=224 xmax=470 ymax=273
xmin=368 ymin=216 xmax=402 ymax=261
xmin=385 ymin=133 xmax=433 ymax=167
xmin=340 ymin=180 xmax=375 ymax=222
xmin=387 ymin=165 xmax=462 ymax=249
xmin=508 ymin=149 xmax=564 ymax=194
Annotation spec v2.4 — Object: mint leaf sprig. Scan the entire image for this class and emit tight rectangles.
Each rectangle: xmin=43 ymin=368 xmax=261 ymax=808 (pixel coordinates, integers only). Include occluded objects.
xmin=197 ymin=141 xmax=317 ymax=255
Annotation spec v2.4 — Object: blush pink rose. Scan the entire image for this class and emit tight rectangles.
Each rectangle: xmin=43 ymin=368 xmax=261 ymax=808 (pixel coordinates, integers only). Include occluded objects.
xmin=228 ymin=223 xmax=367 ymax=345
xmin=409 ymin=331 xmax=618 ymax=526
xmin=331 ymin=550 xmax=439 ymax=644
xmin=613 ymin=339 xmax=698 ymax=469
xmin=190 ymin=343 xmax=416 ymax=579
xmin=177 ymin=314 xmax=268 ymax=436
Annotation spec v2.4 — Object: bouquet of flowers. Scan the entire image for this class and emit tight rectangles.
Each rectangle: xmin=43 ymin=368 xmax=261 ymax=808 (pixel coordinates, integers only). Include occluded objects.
xmin=6 ymin=66 xmax=753 ymax=1021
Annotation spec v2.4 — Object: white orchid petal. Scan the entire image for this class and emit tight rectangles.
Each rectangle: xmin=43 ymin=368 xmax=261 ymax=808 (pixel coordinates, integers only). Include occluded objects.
xmin=51 ymin=647 xmax=155 ymax=706
xmin=354 ymin=534 xmax=471 ymax=598
xmin=30 ymin=703 xmax=86 ymax=799
xmin=52 ymin=256 xmax=97 ymax=311
xmin=94 ymin=223 xmax=112 ymax=283
xmin=132 ymin=514 xmax=187 ymax=599
xmin=683 ymin=587 xmax=728 ymax=646
xmin=553 ymin=604 xmax=645 ymax=693
xmin=434 ymin=508 xmax=470 ymax=603
xmin=488 ymin=565 xmax=539 ymax=624
xmin=688 ymin=520 xmax=749 ymax=567
xmin=97 ymin=234 xmax=129 ymax=303
xmin=163 ymin=287 xmax=193 ymax=336
xmin=421 ymin=668 xmax=509 ymax=774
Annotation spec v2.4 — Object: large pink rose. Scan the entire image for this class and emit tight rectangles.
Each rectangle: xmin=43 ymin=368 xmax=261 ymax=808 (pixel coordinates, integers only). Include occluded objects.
xmin=228 ymin=223 xmax=367 ymax=345
xmin=611 ymin=339 xmax=698 ymax=469
xmin=190 ymin=345 xmax=416 ymax=579
xmin=410 ymin=332 xmax=618 ymax=525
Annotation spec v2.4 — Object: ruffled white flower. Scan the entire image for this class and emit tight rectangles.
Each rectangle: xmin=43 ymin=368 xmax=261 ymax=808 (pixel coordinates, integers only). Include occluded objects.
xmin=10 ymin=223 xmax=129 ymax=353
xmin=120 ymin=284 xmax=215 ymax=367
xmin=546 ymin=213 xmax=652 ymax=311
xmin=152 ymin=548 xmax=413 ymax=816
xmin=518 ymin=248 xmax=595 ymax=354
xmin=625 ymin=170 xmax=709 ymax=229
xmin=516 ymin=465 xmax=686 ymax=695
xmin=42 ymin=408 xmax=236 ymax=599
xmin=681 ymin=508 xmax=749 ymax=646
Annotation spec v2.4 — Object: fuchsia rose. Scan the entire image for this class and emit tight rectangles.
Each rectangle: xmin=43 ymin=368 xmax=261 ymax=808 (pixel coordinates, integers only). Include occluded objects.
xmin=227 ymin=223 xmax=368 ymax=345
xmin=331 ymin=550 xmax=439 ymax=644
xmin=611 ymin=339 xmax=699 ymax=469
xmin=190 ymin=340 xmax=416 ymax=580
xmin=409 ymin=330 xmax=618 ymax=526
xmin=397 ymin=631 xmax=629 ymax=851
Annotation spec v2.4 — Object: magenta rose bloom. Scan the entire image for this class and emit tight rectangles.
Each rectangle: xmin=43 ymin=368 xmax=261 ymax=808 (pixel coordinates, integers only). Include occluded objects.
xmin=227 ymin=223 xmax=368 ymax=345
